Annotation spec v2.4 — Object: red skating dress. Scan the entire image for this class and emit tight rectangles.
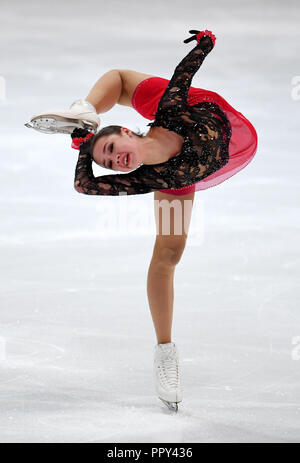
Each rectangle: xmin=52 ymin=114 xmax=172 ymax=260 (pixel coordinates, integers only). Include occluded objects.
xmin=132 ymin=76 xmax=258 ymax=196
xmin=74 ymin=35 xmax=258 ymax=197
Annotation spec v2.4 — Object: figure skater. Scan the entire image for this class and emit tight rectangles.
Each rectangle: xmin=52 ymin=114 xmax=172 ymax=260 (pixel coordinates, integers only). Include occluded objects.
xmin=25 ymin=29 xmax=258 ymax=412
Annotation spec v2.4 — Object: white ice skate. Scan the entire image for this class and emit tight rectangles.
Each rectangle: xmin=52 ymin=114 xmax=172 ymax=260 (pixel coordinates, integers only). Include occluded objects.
xmin=24 ymin=99 xmax=100 ymax=135
xmin=154 ymin=342 xmax=183 ymax=412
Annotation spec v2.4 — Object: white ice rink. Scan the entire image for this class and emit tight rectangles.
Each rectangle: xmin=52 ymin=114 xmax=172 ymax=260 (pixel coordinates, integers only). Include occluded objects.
xmin=1 ymin=0 xmax=300 ymax=443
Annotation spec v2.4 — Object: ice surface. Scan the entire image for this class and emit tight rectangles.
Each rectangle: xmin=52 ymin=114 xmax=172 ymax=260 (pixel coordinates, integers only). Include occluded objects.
xmin=0 ymin=0 xmax=300 ymax=443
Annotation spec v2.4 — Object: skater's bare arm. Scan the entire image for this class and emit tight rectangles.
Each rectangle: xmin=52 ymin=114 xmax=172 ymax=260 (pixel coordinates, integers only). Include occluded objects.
xmin=85 ymin=69 xmax=155 ymax=113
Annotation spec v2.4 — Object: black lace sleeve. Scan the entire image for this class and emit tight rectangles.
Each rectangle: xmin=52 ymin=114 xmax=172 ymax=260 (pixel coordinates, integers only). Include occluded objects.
xmin=74 ymin=141 xmax=167 ymax=196
xmin=156 ymin=35 xmax=214 ymax=114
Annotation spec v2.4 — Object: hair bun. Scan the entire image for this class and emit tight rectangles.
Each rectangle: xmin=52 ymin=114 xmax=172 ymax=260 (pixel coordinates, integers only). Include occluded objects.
xmin=71 ymin=128 xmax=93 ymax=139
xmin=71 ymin=128 xmax=94 ymax=150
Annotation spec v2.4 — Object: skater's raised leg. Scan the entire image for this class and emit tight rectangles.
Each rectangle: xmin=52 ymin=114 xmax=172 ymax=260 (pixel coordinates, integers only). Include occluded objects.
xmin=85 ymin=69 xmax=124 ymax=114
xmin=24 ymin=70 xmax=125 ymax=134
xmin=25 ymin=70 xmax=124 ymax=134
xmin=25 ymin=69 xmax=155 ymax=134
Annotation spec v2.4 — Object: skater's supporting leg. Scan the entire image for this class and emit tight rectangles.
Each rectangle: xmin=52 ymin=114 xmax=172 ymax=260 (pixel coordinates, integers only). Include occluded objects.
xmin=147 ymin=191 xmax=195 ymax=344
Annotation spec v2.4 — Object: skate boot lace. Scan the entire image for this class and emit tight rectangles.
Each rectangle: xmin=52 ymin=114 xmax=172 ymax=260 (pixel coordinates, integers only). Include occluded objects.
xmin=157 ymin=349 xmax=179 ymax=390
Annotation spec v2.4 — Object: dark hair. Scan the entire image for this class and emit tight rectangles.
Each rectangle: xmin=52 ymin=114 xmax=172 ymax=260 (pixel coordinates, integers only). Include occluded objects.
xmin=89 ymin=125 xmax=145 ymax=158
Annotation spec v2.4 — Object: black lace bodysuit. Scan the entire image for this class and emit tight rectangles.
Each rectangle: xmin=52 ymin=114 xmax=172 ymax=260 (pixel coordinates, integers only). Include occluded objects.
xmin=73 ymin=36 xmax=232 ymax=196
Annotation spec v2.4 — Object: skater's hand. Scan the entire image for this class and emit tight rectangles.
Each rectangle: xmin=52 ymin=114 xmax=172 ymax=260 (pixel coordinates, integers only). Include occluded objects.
xmin=183 ymin=29 xmax=216 ymax=47
xmin=183 ymin=29 xmax=201 ymax=44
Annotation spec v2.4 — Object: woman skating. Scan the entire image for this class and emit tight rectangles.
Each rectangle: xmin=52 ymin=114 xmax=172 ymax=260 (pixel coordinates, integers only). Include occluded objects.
xmin=25 ymin=29 xmax=258 ymax=412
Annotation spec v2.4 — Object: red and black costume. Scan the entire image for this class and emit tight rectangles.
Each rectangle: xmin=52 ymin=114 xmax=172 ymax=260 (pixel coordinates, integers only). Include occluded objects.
xmin=73 ymin=32 xmax=257 ymax=196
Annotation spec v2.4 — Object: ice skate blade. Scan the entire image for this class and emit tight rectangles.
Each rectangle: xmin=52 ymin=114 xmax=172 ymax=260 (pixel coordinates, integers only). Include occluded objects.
xmin=159 ymin=398 xmax=179 ymax=413
xmin=25 ymin=116 xmax=97 ymax=135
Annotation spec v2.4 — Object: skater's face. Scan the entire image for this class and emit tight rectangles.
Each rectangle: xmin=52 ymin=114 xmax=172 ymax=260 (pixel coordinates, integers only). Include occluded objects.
xmin=92 ymin=127 xmax=143 ymax=172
